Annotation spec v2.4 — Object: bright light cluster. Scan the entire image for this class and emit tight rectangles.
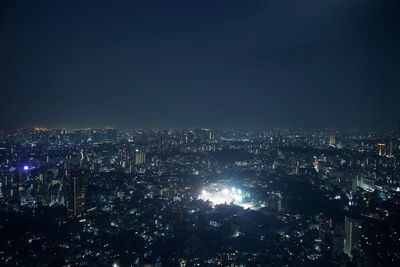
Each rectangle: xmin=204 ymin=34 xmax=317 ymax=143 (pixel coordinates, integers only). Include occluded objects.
xmin=199 ymin=187 xmax=243 ymax=206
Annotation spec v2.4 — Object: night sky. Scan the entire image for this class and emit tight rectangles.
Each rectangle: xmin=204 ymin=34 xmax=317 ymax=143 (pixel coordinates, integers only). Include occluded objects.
xmin=1 ymin=0 xmax=400 ymax=129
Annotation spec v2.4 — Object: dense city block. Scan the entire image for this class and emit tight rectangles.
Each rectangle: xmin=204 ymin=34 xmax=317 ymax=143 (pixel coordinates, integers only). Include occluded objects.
xmin=0 ymin=128 xmax=399 ymax=266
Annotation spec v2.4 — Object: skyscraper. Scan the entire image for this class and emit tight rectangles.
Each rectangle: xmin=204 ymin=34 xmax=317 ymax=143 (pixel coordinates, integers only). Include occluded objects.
xmin=329 ymin=135 xmax=336 ymax=146
xmin=319 ymin=216 xmax=332 ymax=243
xmin=65 ymin=171 xmax=86 ymax=217
xmin=105 ymin=128 xmax=117 ymax=141
xmin=377 ymin=143 xmax=386 ymax=156
xmin=352 ymin=175 xmax=361 ymax=192
xmin=344 ymin=216 xmax=362 ymax=256
xmin=389 ymin=141 xmax=394 ymax=157
xmin=135 ymin=150 xmax=146 ymax=165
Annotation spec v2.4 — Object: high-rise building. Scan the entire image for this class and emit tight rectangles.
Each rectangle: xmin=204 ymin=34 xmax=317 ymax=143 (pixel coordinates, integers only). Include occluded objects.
xmin=377 ymin=143 xmax=386 ymax=156
xmin=135 ymin=150 xmax=146 ymax=165
xmin=389 ymin=141 xmax=394 ymax=157
xmin=65 ymin=172 xmax=86 ymax=217
xmin=329 ymin=135 xmax=336 ymax=146
xmin=319 ymin=216 xmax=332 ymax=242
xmin=105 ymin=128 xmax=117 ymax=141
xmin=344 ymin=216 xmax=362 ymax=256
xmin=295 ymin=161 xmax=299 ymax=175
xmin=352 ymin=175 xmax=361 ymax=192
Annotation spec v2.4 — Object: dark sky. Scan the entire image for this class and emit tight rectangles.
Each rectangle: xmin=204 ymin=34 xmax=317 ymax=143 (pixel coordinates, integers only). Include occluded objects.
xmin=1 ymin=0 xmax=400 ymax=129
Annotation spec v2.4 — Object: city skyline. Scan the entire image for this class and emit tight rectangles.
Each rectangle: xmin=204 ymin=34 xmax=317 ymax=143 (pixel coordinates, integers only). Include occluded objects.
xmin=1 ymin=127 xmax=399 ymax=265
xmin=1 ymin=1 xmax=400 ymax=265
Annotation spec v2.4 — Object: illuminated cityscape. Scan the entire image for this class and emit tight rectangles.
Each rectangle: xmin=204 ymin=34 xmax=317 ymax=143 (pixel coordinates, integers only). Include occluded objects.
xmin=0 ymin=128 xmax=399 ymax=266
xmin=1 ymin=1 xmax=400 ymax=266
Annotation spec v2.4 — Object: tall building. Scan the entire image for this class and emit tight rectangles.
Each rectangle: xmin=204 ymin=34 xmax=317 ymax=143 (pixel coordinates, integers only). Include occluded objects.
xmin=377 ymin=143 xmax=386 ymax=156
xmin=135 ymin=150 xmax=146 ymax=165
xmin=319 ymin=216 xmax=332 ymax=242
xmin=65 ymin=172 xmax=86 ymax=217
xmin=105 ymin=128 xmax=117 ymax=141
xmin=389 ymin=141 xmax=394 ymax=157
xmin=344 ymin=216 xmax=362 ymax=256
xmin=352 ymin=175 xmax=360 ymax=192
xmin=329 ymin=135 xmax=336 ymax=146
xmin=295 ymin=161 xmax=299 ymax=175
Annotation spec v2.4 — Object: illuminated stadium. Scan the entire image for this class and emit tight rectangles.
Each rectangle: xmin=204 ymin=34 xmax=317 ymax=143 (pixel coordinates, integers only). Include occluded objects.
xmin=198 ymin=182 xmax=255 ymax=210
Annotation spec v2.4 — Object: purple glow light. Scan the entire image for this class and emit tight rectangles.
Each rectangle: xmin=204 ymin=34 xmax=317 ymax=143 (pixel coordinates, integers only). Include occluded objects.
xmin=23 ymin=166 xmax=29 ymax=171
